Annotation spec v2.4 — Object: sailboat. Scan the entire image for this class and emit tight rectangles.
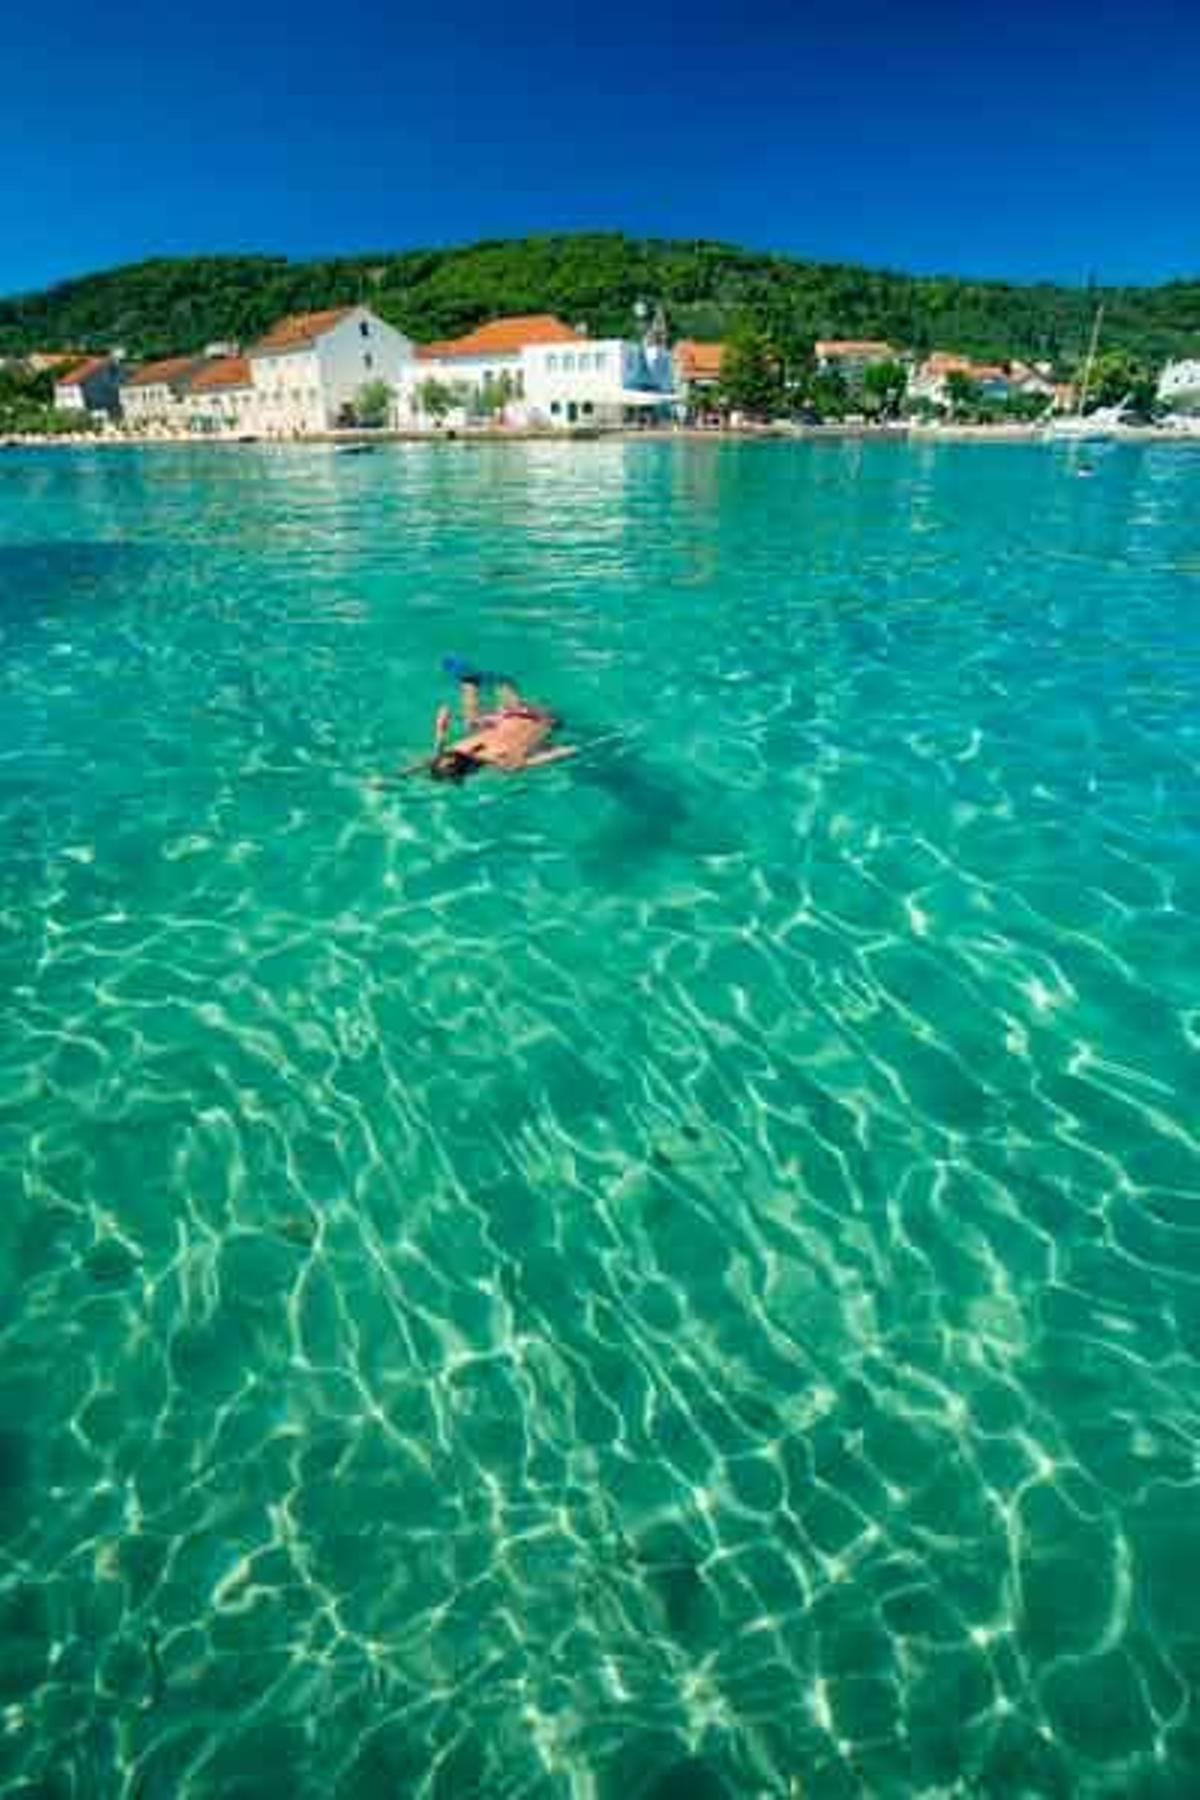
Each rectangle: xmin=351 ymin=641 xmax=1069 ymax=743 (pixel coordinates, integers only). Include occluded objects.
xmin=1047 ymin=303 xmax=1127 ymax=439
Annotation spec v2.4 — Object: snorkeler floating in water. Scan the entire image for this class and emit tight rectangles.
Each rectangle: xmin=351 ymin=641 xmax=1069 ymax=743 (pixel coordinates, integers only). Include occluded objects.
xmin=405 ymin=659 xmax=578 ymax=783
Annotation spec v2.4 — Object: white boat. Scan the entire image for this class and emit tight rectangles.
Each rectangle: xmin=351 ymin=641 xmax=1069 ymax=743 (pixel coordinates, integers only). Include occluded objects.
xmin=1047 ymin=402 xmax=1128 ymax=440
xmin=1045 ymin=303 xmax=1127 ymax=439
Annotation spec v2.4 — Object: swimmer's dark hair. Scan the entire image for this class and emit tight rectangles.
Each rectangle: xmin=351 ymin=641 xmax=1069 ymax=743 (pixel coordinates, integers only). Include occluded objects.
xmin=429 ymin=749 xmax=483 ymax=784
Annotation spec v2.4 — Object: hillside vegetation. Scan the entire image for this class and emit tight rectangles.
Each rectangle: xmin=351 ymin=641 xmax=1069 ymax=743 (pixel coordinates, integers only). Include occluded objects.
xmin=2 ymin=235 xmax=1198 ymax=370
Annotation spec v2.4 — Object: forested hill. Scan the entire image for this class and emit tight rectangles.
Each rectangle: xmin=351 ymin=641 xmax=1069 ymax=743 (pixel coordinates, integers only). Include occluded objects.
xmin=2 ymin=235 xmax=1198 ymax=370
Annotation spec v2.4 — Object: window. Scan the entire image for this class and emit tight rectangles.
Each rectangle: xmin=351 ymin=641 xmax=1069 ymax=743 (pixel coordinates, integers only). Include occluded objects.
xmin=360 ymin=320 xmax=370 ymax=338
xmin=364 ymin=352 xmax=374 ymax=371
xmin=582 ymin=402 xmax=594 ymax=415
xmin=563 ymin=353 xmax=575 ymax=371
xmin=546 ymin=354 xmax=558 ymax=372
xmin=577 ymin=353 xmax=590 ymax=372
xmin=550 ymin=401 xmax=561 ymax=415
xmin=595 ymin=352 xmax=607 ymax=371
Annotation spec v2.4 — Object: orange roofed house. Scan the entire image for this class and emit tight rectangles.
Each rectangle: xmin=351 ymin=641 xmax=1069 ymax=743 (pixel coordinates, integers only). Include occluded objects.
xmin=53 ymin=355 xmax=122 ymax=418
xmin=909 ymin=352 xmax=1051 ymax=408
xmin=118 ymin=307 xmax=415 ymax=437
xmin=120 ymin=355 xmax=214 ymax=429
xmin=673 ymin=340 xmax=725 ymax=409
xmin=814 ymin=339 xmax=899 ymax=382
xmin=247 ymin=305 xmax=414 ymax=435
xmin=184 ymin=356 xmax=255 ymax=435
xmin=408 ymin=311 xmax=676 ymax=428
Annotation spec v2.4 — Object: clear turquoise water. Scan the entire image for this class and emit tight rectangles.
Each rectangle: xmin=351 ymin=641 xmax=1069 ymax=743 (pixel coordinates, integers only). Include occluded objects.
xmin=1 ymin=438 xmax=1199 ymax=1798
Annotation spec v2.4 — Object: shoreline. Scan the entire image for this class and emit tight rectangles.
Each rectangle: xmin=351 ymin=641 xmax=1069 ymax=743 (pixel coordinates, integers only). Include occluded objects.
xmin=3 ymin=421 xmax=1198 ymax=451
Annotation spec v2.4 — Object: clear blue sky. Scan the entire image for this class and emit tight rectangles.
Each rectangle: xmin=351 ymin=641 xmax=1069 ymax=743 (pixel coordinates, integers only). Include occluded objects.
xmin=3 ymin=0 xmax=1197 ymax=296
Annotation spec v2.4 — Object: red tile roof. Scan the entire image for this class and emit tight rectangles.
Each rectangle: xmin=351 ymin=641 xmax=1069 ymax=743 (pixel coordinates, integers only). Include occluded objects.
xmin=190 ymin=355 xmax=252 ymax=392
xmin=27 ymin=351 xmax=84 ymax=372
xmin=922 ymin=353 xmax=1010 ymax=382
xmin=250 ymin=308 xmax=354 ymax=355
xmin=675 ymin=340 xmax=724 ymax=381
xmin=417 ymin=314 xmax=583 ymax=361
xmin=55 ymin=356 xmax=112 ymax=388
xmin=124 ymin=355 xmax=208 ymax=389
xmin=815 ymin=339 xmax=896 ymax=359
xmin=921 ymin=353 xmax=975 ymax=377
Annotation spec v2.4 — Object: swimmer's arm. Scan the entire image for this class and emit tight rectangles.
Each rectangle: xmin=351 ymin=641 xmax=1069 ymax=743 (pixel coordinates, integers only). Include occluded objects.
xmin=520 ymin=745 xmax=578 ymax=769
xmin=368 ymin=756 xmax=430 ymax=785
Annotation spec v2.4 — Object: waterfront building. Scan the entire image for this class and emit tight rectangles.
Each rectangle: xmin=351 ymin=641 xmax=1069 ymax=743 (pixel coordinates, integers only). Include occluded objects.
xmin=184 ymin=356 xmax=255 ymax=435
xmin=908 ymin=352 xmax=972 ymax=404
xmin=1158 ymin=358 xmax=1200 ymax=414
xmin=968 ymin=363 xmax=1014 ymax=401
xmin=247 ymin=306 xmax=414 ymax=436
xmin=121 ymin=355 xmax=211 ymax=429
xmin=53 ymin=355 xmax=122 ymax=417
xmin=909 ymin=351 xmax=1020 ymax=407
xmin=673 ymin=340 xmax=725 ymax=413
xmin=523 ymin=330 xmax=674 ymax=426
xmin=405 ymin=312 xmax=675 ymax=428
xmin=814 ymin=339 xmax=898 ymax=382
xmin=1008 ymin=360 xmax=1057 ymax=398
xmin=412 ymin=313 xmax=579 ymax=405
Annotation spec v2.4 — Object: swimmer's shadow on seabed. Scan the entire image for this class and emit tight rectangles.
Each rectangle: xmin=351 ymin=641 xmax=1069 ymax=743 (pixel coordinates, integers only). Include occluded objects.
xmin=567 ymin=740 xmax=737 ymax=880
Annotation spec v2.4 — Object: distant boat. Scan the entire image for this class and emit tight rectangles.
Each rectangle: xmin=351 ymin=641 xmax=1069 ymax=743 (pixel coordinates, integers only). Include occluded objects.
xmin=336 ymin=443 xmax=377 ymax=456
xmin=1048 ymin=404 xmax=1128 ymax=440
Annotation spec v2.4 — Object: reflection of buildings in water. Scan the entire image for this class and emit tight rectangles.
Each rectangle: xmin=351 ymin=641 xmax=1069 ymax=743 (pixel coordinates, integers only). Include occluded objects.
xmin=424 ymin=437 xmax=646 ymax=558
xmin=667 ymin=443 xmax=724 ymax=591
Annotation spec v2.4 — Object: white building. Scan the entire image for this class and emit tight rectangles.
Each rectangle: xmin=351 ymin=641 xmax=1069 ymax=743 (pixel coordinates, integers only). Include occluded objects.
xmin=908 ymin=352 xmax=1031 ymax=408
xmin=814 ymin=339 xmax=899 ymax=382
xmin=1008 ymin=360 xmax=1057 ymax=399
xmin=184 ymin=355 xmax=255 ymax=435
xmin=1158 ymin=358 xmax=1200 ymax=414
xmin=54 ymin=355 xmax=122 ymax=416
xmin=247 ymin=305 xmax=413 ymax=436
xmin=525 ymin=333 xmax=674 ymax=425
xmin=405 ymin=313 xmax=576 ymax=415
xmin=403 ymin=312 xmax=675 ymax=429
xmin=121 ymin=355 xmax=210 ymax=429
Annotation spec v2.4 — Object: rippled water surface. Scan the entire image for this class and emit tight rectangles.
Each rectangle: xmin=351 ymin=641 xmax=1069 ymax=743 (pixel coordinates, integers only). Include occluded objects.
xmin=2 ymin=439 xmax=1199 ymax=1797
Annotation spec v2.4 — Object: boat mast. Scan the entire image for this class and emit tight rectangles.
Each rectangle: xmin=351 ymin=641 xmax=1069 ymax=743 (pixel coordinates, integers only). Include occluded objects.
xmin=1077 ymin=301 xmax=1104 ymax=415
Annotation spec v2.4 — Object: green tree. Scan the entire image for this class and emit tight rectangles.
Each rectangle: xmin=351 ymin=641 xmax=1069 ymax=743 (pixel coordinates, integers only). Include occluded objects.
xmin=719 ymin=320 xmax=782 ymax=419
xmin=862 ymin=359 xmax=908 ymax=418
xmin=801 ymin=368 xmax=850 ymax=421
xmin=416 ymin=378 xmax=459 ymax=424
xmin=477 ymin=370 xmax=515 ymax=417
xmin=1002 ymin=390 xmax=1053 ymax=423
xmin=352 ymin=379 xmax=394 ymax=427
xmin=3 ymin=235 xmax=1196 ymax=396
xmin=1085 ymin=350 xmax=1157 ymax=418
xmin=944 ymin=371 xmax=981 ymax=419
